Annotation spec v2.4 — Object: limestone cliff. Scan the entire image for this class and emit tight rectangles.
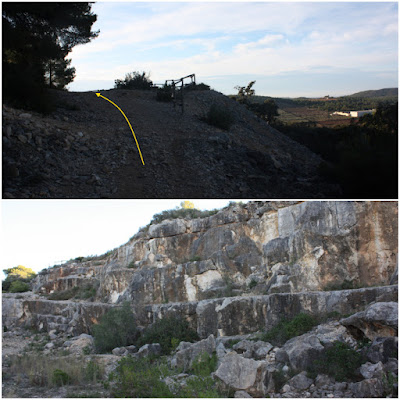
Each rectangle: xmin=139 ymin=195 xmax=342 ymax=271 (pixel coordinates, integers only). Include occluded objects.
xmin=32 ymin=201 xmax=398 ymax=306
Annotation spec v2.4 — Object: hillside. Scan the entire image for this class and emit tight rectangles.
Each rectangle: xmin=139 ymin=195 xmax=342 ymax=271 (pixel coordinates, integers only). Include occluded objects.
xmin=3 ymin=88 xmax=340 ymax=199
xmin=2 ymin=201 xmax=398 ymax=397
xmin=346 ymin=88 xmax=398 ymax=98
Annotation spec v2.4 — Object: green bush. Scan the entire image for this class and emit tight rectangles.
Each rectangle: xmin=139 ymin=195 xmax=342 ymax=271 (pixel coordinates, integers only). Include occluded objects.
xmin=9 ymin=280 xmax=30 ymax=293
xmin=248 ymin=279 xmax=258 ymax=290
xmin=92 ymin=302 xmax=137 ymax=353
xmin=307 ymin=341 xmax=363 ymax=381
xmin=261 ymin=313 xmax=318 ymax=346
xmin=179 ymin=376 xmax=220 ymax=397
xmin=52 ymin=369 xmax=71 ymax=386
xmin=137 ymin=315 xmax=199 ymax=355
xmin=84 ymin=360 xmax=102 ymax=382
xmin=2 ymin=265 xmax=36 ymax=292
xmin=110 ymin=356 xmax=174 ymax=397
xmin=190 ymin=352 xmax=218 ymax=377
xmin=114 ymin=71 xmax=153 ymax=90
xmin=48 ymin=287 xmax=79 ymax=300
xmin=150 ymin=207 xmax=219 ymax=225
xmin=203 ymin=103 xmax=235 ymax=131
xmin=156 ymin=84 xmax=173 ymax=102
xmin=323 ymin=279 xmax=360 ymax=291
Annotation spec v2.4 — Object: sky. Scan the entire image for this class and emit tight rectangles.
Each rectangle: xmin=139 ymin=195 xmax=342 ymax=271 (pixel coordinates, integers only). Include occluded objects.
xmin=67 ymin=1 xmax=398 ymax=97
xmin=1 ymin=200 xmax=234 ymax=276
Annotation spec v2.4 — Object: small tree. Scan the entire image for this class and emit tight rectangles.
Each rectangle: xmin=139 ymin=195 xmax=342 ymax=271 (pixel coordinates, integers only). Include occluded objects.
xmin=92 ymin=302 xmax=137 ymax=353
xmin=2 ymin=265 xmax=36 ymax=292
xmin=234 ymin=81 xmax=256 ymax=103
xmin=114 ymin=71 xmax=153 ymax=90
xmin=180 ymin=201 xmax=195 ymax=209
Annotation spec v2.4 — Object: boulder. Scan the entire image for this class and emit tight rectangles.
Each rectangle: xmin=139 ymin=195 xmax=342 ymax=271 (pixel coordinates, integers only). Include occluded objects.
xmin=288 ymin=371 xmax=314 ymax=390
xmin=136 ymin=343 xmax=162 ymax=358
xmin=232 ymin=340 xmax=253 ymax=358
xmin=112 ymin=347 xmax=128 ymax=356
xmin=170 ymin=334 xmax=215 ymax=371
xmin=384 ymin=358 xmax=398 ymax=375
xmin=366 ymin=337 xmax=398 ymax=363
xmin=64 ymin=333 xmax=94 ymax=355
xmin=349 ymin=378 xmax=385 ymax=398
xmin=341 ymin=302 xmax=398 ymax=340
xmin=360 ymin=361 xmax=384 ymax=379
xmin=315 ymin=374 xmax=334 ymax=388
xmin=282 ymin=333 xmax=324 ymax=370
xmin=215 ymin=352 xmax=268 ymax=397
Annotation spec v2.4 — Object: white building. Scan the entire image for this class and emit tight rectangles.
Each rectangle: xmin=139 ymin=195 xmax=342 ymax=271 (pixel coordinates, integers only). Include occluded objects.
xmin=331 ymin=109 xmax=375 ymax=118
xmin=349 ymin=110 xmax=375 ymax=117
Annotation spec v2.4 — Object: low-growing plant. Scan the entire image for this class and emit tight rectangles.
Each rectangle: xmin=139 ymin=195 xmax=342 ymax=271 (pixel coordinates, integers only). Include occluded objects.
xmin=323 ymin=279 xmax=362 ymax=291
xmin=225 ymin=338 xmax=240 ymax=349
xmin=137 ymin=315 xmax=199 ymax=355
xmin=110 ymin=356 xmax=174 ymax=397
xmin=261 ymin=313 xmax=318 ymax=346
xmin=190 ymin=352 xmax=218 ymax=377
xmin=179 ymin=376 xmax=220 ymax=398
xmin=156 ymin=84 xmax=173 ymax=102
xmin=202 ymin=103 xmax=235 ymax=131
xmin=52 ymin=369 xmax=71 ymax=386
xmin=48 ymin=286 xmax=79 ymax=300
xmin=190 ymin=255 xmax=202 ymax=262
xmin=84 ymin=360 xmax=103 ymax=382
xmin=248 ymin=279 xmax=258 ymax=290
xmin=92 ymin=302 xmax=137 ymax=353
xmin=9 ymin=280 xmax=30 ymax=292
xmin=307 ymin=341 xmax=363 ymax=381
xmin=150 ymin=207 xmax=219 ymax=225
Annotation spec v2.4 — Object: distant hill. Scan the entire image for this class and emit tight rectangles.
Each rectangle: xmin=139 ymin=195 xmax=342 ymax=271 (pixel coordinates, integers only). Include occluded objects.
xmin=346 ymin=88 xmax=398 ymax=98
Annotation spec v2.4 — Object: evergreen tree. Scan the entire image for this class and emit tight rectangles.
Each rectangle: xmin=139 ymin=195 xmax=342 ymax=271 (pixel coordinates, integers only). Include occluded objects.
xmin=3 ymin=2 xmax=99 ymax=110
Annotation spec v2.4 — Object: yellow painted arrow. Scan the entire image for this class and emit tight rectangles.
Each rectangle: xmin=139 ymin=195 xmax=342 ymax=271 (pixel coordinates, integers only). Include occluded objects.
xmin=96 ymin=93 xmax=145 ymax=165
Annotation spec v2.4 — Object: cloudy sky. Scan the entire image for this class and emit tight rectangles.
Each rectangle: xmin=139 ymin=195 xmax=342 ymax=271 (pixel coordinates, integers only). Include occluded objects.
xmin=1 ymin=200 xmax=232 ymax=275
xmin=68 ymin=1 xmax=398 ymax=97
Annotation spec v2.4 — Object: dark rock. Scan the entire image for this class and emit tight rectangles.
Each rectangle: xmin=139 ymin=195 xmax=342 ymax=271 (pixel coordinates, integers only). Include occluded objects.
xmin=367 ymin=337 xmax=398 ymax=363
xmin=349 ymin=378 xmax=384 ymax=397
xmin=288 ymin=372 xmax=314 ymax=390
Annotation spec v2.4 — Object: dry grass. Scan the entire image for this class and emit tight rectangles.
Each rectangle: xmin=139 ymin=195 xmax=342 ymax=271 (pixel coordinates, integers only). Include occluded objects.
xmin=8 ymin=354 xmax=104 ymax=388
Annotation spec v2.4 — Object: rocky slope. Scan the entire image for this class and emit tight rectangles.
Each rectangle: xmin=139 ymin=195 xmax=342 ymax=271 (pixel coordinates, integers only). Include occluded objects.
xmin=2 ymin=201 xmax=398 ymax=397
xmin=3 ymin=88 xmax=341 ymax=198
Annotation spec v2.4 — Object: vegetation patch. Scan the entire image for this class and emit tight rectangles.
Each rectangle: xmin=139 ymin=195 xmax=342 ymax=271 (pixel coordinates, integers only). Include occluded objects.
xmin=48 ymin=282 xmax=98 ymax=301
xmin=202 ymin=103 xmax=235 ymax=131
xmin=150 ymin=207 xmax=219 ymax=225
xmin=261 ymin=313 xmax=318 ymax=346
xmin=109 ymin=356 xmax=174 ymax=398
xmin=92 ymin=302 xmax=137 ymax=353
xmin=307 ymin=341 xmax=363 ymax=381
xmin=8 ymin=354 xmax=103 ymax=387
xmin=114 ymin=71 xmax=153 ymax=90
xmin=137 ymin=315 xmax=199 ymax=355
xmin=2 ymin=265 xmax=36 ymax=293
xmin=190 ymin=352 xmax=218 ymax=377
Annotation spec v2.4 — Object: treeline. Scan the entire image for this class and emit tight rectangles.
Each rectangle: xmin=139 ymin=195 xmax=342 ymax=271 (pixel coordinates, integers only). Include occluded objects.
xmin=274 ymin=96 xmax=398 ymax=112
xmin=272 ymin=103 xmax=398 ymax=198
xmin=3 ymin=3 xmax=98 ymax=112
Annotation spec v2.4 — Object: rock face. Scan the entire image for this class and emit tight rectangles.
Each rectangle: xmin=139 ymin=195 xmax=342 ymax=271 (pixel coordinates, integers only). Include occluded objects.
xmin=341 ymin=301 xmax=398 ymax=340
xmin=31 ymin=201 xmax=398 ymax=305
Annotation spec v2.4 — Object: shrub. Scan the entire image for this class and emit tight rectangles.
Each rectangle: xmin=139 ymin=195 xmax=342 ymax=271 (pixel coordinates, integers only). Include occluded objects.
xmin=9 ymin=280 xmax=30 ymax=293
xmin=3 ymin=265 xmax=36 ymax=292
xmin=137 ymin=315 xmax=199 ymax=355
xmin=114 ymin=71 xmax=153 ymax=90
xmin=203 ymin=103 xmax=235 ymax=131
xmin=150 ymin=207 xmax=219 ymax=225
xmin=307 ymin=341 xmax=362 ymax=381
xmin=156 ymin=84 xmax=173 ymax=102
xmin=190 ymin=352 xmax=218 ymax=377
xmin=248 ymin=279 xmax=258 ymax=290
xmin=179 ymin=376 xmax=220 ymax=397
xmin=52 ymin=369 xmax=71 ymax=386
xmin=323 ymin=279 xmax=359 ymax=291
xmin=84 ymin=360 xmax=103 ymax=382
xmin=48 ymin=287 xmax=79 ymax=300
xmin=92 ymin=302 xmax=137 ymax=353
xmin=261 ymin=313 xmax=318 ymax=346
xmin=110 ymin=356 xmax=174 ymax=397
